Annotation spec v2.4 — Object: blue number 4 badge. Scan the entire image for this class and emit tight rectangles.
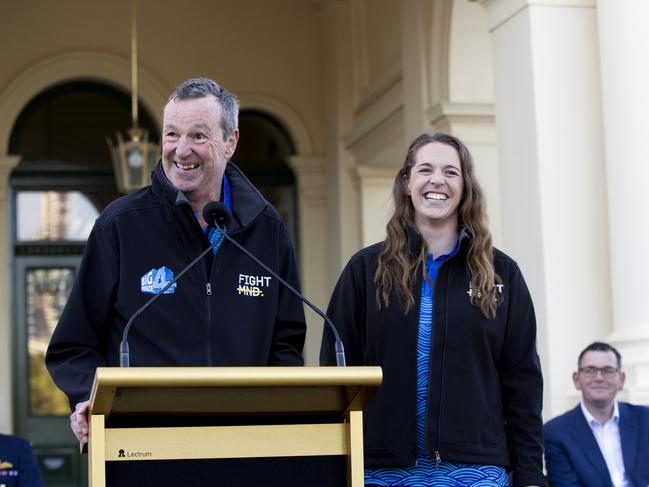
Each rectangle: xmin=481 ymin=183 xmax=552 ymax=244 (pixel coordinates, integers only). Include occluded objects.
xmin=140 ymin=266 xmax=177 ymax=294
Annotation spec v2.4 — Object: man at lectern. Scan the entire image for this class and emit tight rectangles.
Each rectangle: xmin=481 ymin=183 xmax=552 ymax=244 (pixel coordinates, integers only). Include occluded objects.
xmin=45 ymin=77 xmax=306 ymax=444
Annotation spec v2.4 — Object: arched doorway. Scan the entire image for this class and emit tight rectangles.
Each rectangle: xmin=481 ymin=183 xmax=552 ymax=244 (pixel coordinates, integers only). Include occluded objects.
xmin=232 ymin=109 xmax=299 ymax=251
xmin=9 ymin=80 xmax=159 ymax=487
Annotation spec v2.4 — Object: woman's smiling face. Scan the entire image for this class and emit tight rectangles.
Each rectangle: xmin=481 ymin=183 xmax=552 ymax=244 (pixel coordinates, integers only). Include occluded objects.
xmin=407 ymin=142 xmax=464 ymax=229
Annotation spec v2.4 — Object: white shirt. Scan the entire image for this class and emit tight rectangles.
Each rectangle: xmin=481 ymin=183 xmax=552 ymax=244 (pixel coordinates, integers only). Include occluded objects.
xmin=580 ymin=400 xmax=630 ymax=487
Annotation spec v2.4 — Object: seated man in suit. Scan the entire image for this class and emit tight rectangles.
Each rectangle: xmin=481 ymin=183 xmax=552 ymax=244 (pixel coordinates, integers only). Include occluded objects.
xmin=544 ymin=342 xmax=649 ymax=487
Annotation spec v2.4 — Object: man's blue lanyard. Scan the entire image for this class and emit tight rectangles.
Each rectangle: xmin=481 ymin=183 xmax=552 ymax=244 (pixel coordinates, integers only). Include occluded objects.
xmin=205 ymin=175 xmax=231 ymax=255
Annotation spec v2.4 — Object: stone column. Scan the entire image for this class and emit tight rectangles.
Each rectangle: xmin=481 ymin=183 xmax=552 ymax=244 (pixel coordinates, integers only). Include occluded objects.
xmin=353 ymin=164 xmax=398 ymax=247
xmin=0 ymin=155 xmax=20 ymax=433
xmin=596 ymin=0 xmax=649 ymax=404
xmin=288 ymin=156 xmax=328 ymax=365
xmin=317 ymin=0 xmax=362 ymax=276
xmin=477 ymin=0 xmax=612 ymax=416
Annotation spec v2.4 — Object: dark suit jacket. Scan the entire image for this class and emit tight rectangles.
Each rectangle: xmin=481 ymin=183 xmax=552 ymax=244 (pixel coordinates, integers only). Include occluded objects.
xmin=544 ymin=402 xmax=649 ymax=487
xmin=0 ymin=434 xmax=44 ymax=487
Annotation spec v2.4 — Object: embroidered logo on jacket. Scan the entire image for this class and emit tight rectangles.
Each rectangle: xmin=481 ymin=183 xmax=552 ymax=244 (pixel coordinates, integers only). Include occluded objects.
xmin=467 ymin=282 xmax=504 ymax=302
xmin=140 ymin=267 xmax=177 ymax=295
xmin=237 ymin=273 xmax=271 ymax=298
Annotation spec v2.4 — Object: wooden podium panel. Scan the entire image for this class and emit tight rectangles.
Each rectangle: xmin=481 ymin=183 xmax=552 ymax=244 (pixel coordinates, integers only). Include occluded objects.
xmin=86 ymin=366 xmax=381 ymax=487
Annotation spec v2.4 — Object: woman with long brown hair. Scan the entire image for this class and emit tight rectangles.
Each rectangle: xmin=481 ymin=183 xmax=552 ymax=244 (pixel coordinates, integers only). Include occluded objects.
xmin=321 ymin=133 xmax=546 ymax=486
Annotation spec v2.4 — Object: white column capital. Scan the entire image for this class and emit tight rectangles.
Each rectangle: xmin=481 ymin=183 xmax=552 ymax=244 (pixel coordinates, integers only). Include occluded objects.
xmin=288 ymin=156 xmax=327 ymax=208
xmin=349 ymin=163 xmax=398 ymax=191
xmin=0 ymin=154 xmax=20 ymax=174
xmin=353 ymin=164 xmax=397 ymax=247
xmin=426 ymin=102 xmax=495 ymax=130
xmin=472 ymin=0 xmax=595 ymax=32
xmin=354 ymin=163 xmax=397 ymax=181
xmin=0 ymin=155 xmax=20 ymax=200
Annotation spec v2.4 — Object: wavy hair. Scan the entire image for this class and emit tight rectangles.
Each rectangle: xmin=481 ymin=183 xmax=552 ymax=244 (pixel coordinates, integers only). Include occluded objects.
xmin=374 ymin=133 xmax=500 ymax=318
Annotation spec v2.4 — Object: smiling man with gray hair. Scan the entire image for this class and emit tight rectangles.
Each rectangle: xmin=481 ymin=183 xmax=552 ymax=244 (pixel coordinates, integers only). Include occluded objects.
xmin=45 ymin=77 xmax=307 ymax=446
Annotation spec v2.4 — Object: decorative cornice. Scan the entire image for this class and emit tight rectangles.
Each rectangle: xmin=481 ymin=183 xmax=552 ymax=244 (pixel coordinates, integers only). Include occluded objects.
xmin=343 ymin=79 xmax=403 ymax=153
xmin=0 ymin=155 xmax=21 ymax=174
xmin=426 ymin=102 xmax=495 ymax=126
xmin=472 ymin=0 xmax=595 ymax=32
xmin=354 ymin=164 xmax=398 ymax=183
xmin=0 ymin=155 xmax=20 ymax=202
xmin=349 ymin=163 xmax=398 ymax=195
xmin=343 ymin=103 xmax=404 ymax=169
xmin=354 ymin=63 xmax=402 ymax=116
xmin=348 ymin=0 xmax=402 ymax=114
xmin=606 ymin=325 xmax=649 ymax=345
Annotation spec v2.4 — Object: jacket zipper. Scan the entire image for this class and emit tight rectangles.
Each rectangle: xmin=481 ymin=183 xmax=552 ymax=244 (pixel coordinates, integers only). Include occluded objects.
xmin=206 ymin=250 xmax=217 ymax=364
xmin=428 ymin=258 xmax=454 ymax=468
xmin=434 ymin=262 xmax=451 ymax=467
xmin=418 ymin=272 xmax=443 ymax=468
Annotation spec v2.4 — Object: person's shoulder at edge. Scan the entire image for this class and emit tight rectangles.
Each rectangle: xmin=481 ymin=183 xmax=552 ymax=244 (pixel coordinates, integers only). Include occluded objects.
xmin=544 ymin=405 xmax=577 ymax=428
xmin=0 ymin=432 xmax=31 ymax=447
xmin=350 ymin=242 xmax=384 ymax=261
xmin=95 ymin=185 xmax=160 ymax=227
xmin=492 ymin=246 xmax=520 ymax=267
xmin=0 ymin=433 xmax=37 ymax=461
xmin=621 ymin=401 xmax=649 ymax=417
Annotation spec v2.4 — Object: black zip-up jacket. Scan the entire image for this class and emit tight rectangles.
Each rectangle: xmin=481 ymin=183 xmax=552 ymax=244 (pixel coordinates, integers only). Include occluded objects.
xmin=320 ymin=230 xmax=547 ymax=487
xmin=46 ymin=162 xmax=306 ymax=407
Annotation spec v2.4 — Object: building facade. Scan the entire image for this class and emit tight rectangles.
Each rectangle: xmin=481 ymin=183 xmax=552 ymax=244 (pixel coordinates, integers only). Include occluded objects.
xmin=1 ymin=0 xmax=647 ymax=483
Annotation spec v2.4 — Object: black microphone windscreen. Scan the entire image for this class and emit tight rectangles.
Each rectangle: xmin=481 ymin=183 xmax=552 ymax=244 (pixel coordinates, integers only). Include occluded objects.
xmin=202 ymin=201 xmax=232 ymax=229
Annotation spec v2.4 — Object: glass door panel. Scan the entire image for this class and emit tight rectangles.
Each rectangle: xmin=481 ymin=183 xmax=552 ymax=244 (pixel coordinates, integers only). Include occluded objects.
xmin=16 ymin=191 xmax=98 ymax=242
xmin=26 ymin=267 xmax=75 ymax=416
xmin=15 ymin=257 xmax=85 ymax=487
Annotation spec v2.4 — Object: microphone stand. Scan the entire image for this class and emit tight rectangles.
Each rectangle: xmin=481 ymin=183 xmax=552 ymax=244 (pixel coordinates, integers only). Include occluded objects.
xmin=210 ymin=217 xmax=346 ymax=367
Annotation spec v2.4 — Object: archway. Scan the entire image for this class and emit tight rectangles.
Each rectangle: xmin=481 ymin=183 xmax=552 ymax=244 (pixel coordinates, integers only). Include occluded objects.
xmin=8 ymin=79 xmax=158 ymax=486
xmin=233 ymin=109 xmax=298 ymax=245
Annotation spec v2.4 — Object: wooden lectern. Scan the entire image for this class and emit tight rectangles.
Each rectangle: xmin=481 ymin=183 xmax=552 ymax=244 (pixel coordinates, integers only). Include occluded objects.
xmin=85 ymin=366 xmax=382 ymax=487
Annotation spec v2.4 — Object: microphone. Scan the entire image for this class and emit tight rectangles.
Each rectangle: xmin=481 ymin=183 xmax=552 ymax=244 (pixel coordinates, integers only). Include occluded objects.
xmin=119 ymin=217 xmax=227 ymax=367
xmin=203 ymin=201 xmax=231 ymax=230
xmin=202 ymin=201 xmax=347 ymax=367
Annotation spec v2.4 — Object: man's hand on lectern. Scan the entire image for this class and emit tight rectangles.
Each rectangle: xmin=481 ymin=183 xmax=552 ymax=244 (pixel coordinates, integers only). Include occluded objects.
xmin=70 ymin=400 xmax=90 ymax=444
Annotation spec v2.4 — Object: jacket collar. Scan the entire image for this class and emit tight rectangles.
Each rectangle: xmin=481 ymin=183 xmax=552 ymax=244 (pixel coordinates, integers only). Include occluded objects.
xmin=406 ymin=225 xmax=470 ymax=258
xmin=151 ymin=161 xmax=268 ymax=234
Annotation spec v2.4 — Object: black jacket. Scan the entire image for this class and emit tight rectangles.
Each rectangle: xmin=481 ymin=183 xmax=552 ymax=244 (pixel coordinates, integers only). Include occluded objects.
xmin=46 ymin=162 xmax=306 ymax=407
xmin=320 ymin=230 xmax=546 ymax=487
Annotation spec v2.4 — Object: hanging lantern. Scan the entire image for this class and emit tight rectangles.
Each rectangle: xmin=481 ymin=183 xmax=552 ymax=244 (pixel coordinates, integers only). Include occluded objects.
xmin=107 ymin=0 xmax=159 ymax=193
